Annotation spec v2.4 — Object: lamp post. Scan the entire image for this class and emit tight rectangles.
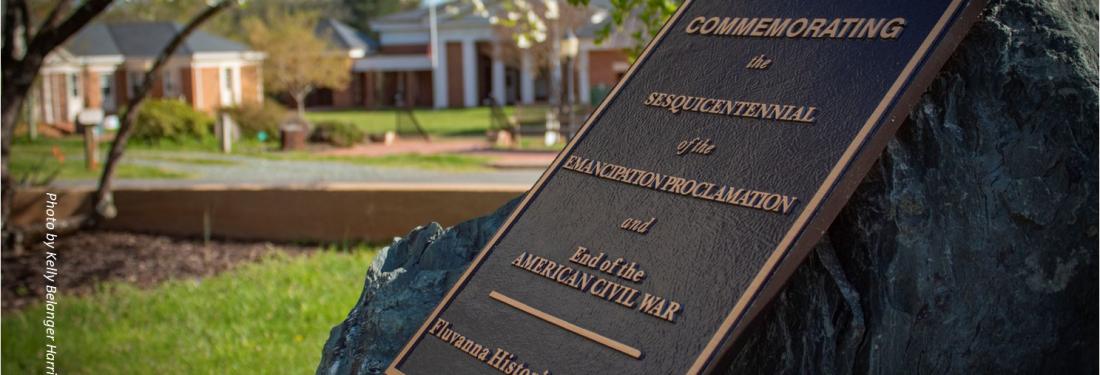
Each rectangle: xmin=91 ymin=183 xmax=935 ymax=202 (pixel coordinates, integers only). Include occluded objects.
xmin=544 ymin=0 xmax=562 ymax=147
xmin=561 ymin=30 xmax=580 ymax=139
xmin=429 ymin=0 xmax=439 ymax=70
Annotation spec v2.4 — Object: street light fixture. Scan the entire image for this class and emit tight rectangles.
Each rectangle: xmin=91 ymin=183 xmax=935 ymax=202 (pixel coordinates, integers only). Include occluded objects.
xmin=562 ymin=30 xmax=580 ymax=59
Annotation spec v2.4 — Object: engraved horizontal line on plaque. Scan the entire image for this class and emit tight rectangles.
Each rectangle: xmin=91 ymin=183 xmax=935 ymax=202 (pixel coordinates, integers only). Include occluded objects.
xmin=488 ymin=291 xmax=643 ymax=359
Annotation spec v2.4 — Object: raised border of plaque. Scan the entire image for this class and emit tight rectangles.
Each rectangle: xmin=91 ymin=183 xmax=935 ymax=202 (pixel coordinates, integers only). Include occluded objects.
xmin=387 ymin=0 xmax=985 ymax=373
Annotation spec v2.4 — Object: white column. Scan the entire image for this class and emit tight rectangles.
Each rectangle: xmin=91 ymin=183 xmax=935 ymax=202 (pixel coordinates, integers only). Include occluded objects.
xmin=193 ymin=65 xmax=204 ymax=110
xmin=491 ymin=41 xmax=506 ymax=105
xmin=232 ymin=65 xmax=243 ymax=105
xmin=42 ymin=74 xmax=55 ymax=124
xmin=432 ymin=39 xmax=448 ymax=108
xmin=578 ymin=48 xmax=590 ymax=105
xmin=520 ymin=49 xmax=535 ymax=104
xmin=256 ymin=64 xmax=264 ymax=103
xmin=461 ymin=39 xmax=477 ymax=107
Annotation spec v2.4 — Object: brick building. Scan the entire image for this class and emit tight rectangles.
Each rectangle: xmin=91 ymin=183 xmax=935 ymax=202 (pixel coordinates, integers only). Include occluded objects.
xmin=34 ymin=22 xmax=264 ymax=128
xmin=313 ymin=3 xmax=632 ymax=109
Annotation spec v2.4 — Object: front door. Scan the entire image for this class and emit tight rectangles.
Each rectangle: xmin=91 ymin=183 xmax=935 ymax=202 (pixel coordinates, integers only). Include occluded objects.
xmin=220 ymin=66 xmax=238 ymax=107
xmin=99 ymin=73 xmax=115 ymax=112
xmin=66 ymin=72 xmax=83 ymax=121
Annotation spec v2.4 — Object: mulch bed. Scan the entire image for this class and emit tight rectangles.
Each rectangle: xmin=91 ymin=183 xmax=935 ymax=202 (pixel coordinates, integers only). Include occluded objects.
xmin=2 ymin=230 xmax=315 ymax=311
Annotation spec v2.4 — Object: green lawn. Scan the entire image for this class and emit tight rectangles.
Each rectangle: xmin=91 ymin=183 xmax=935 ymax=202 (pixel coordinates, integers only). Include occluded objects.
xmin=10 ymin=106 xmax=559 ymax=181
xmin=10 ymin=136 xmax=492 ymax=182
xmin=137 ymin=154 xmax=240 ymax=166
xmin=10 ymin=137 xmax=192 ymax=182
xmin=1 ymin=248 xmax=376 ymax=374
xmin=500 ymin=137 xmax=568 ymax=152
xmin=253 ymin=151 xmax=490 ymax=171
xmin=305 ymin=106 xmax=548 ymax=137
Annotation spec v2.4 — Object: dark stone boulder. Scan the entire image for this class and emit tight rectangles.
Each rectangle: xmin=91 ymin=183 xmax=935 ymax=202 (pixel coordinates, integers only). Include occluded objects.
xmin=726 ymin=0 xmax=1098 ymax=373
xmin=318 ymin=0 xmax=1097 ymax=373
xmin=317 ymin=198 xmax=521 ymax=374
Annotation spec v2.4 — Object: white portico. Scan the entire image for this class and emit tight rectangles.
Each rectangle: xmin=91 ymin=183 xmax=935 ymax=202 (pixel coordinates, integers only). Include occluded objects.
xmin=345 ymin=1 xmax=632 ymax=109
xmin=365 ymin=3 xmax=518 ymax=109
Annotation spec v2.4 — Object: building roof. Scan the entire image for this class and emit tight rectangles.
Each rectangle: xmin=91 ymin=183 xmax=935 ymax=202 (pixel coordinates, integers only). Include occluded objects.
xmin=315 ymin=18 xmax=378 ymax=54
xmin=372 ymin=7 xmax=431 ymax=25
xmin=66 ymin=22 xmax=251 ymax=58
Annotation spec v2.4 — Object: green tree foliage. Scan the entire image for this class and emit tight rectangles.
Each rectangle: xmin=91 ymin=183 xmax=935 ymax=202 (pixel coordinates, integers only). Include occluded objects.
xmin=131 ymin=99 xmax=214 ymax=143
xmin=243 ymin=11 xmax=351 ymax=120
xmin=224 ymin=101 xmax=288 ymax=140
xmin=101 ymin=0 xmax=342 ymax=43
xmin=311 ymin=120 xmax=365 ymax=147
xmin=569 ymin=0 xmax=680 ymax=60
xmin=341 ymin=0 xmax=415 ymax=34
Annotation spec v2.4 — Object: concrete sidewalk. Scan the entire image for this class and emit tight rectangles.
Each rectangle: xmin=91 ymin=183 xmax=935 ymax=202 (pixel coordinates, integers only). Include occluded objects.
xmin=317 ymin=137 xmax=487 ymax=157
xmin=314 ymin=137 xmax=559 ymax=169
xmin=53 ymin=154 xmax=545 ymax=189
xmin=44 ymin=137 xmax=563 ymax=190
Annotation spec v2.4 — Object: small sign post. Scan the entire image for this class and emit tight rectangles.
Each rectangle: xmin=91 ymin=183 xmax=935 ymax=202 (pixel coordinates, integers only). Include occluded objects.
xmin=77 ymin=109 xmax=105 ymax=171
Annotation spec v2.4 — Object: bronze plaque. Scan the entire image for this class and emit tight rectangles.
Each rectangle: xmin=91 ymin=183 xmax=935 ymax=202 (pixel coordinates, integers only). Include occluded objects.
xmin=389 ymin=0 xmax=984 ymax=373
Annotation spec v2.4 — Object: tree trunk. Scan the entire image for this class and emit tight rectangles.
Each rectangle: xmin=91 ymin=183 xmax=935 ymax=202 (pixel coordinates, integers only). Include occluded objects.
xmin=92 ymin=1 xmax=235 ymax=223
xmin=1 ymin=72 xmax=37 ymax=233
xmin=292 ymin=90 xmax=309 ymax=122
xmin=1 ymin=0 xmax=115 ymax=240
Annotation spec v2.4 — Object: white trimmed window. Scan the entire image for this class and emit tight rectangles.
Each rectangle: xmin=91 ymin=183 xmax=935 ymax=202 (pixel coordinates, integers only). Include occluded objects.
xmin=67 ymin=73 xmax=80 ymax=97
xmin=219 ymin=66 xmax=240 ymax=106
xmin=127 ymin=71 xmax=143 ymax=97
xmin=162 ymin=68 xmax=178 ymax=98
xmin=99 ymin=73 xmax=115 ymax=110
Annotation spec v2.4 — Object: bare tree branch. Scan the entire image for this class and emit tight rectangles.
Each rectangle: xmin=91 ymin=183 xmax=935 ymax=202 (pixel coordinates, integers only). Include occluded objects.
xmin=37 ymin=0 xmax=71 ymax=32
xmin=1 ymin=0 xmax=117 ymax=247
xmin=2 ymin=0 xmax=20 ymax=66
xmin=92 ymin=0 xmax=237 ymax=221
xmin=15 ymin=0 xmax=32 ymax=49
xmin=26 ymin=0 xmax=112 ymax=59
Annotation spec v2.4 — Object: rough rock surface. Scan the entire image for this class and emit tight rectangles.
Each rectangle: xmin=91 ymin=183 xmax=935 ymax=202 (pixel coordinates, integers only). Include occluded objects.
xmin=727 ymin=1 xmax=1098 ymax=372
xmin=317 ymin=199 xmax=521 ymax=374
xmin=318 ymin=0 xmax=1097 ymax=373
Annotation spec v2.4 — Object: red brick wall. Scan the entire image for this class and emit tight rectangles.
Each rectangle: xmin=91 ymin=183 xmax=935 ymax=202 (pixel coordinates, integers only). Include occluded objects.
xmin=198 ymin=67 xmax=220 ymax=112
xmin=151 ymin=72 xmax=165 ymax=98
xmin=56 ymin=74 xmax=70 ymax=123
xmin=588 ymin=50 xmax=629 ymax=88
xmin=329 ymin=59 xmax=354 ymax=108
xmin=446 ymin=42 xmax=463 ymax=108
xmin=380 ymin=71 xmax=398 ymax=107
xmin=240 ymin=65 xmax=260 ymax=104
xmin=32 ymin=77 xmax=48 ymax=123
xmin=331 ymin=87 xmax=354 ymax=107
xmin=83 ymin=70 xmax=101 ymax=109
xmin=414 ymin=70 xmax=432 ymax=107
xmin=115 ymin=70 xmax=128 ymax=105
xmin=360 ymin=72 xmax=375 ymax=108
xmin=180 ymin=67 xmax=195 ymax=106
xmin=40 ymin=74 xmax=67 ymax=125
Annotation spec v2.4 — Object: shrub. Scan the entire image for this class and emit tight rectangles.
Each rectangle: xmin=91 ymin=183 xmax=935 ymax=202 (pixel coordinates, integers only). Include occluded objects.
xmin=310 ymin=121 xmax=364 ymax=147
xmin=131 ymin=99 xmax=213 ymax=143
xmin=224 ymin=101 xmax=287 ymax=140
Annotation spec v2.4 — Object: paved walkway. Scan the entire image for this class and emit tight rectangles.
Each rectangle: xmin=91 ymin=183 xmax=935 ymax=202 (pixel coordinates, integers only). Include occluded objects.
xmin=52 ymin=140 xmax=556 ymax=189
xmin=473 ymin=150 xmax=559 ymax=169
xmin=317 ymin=137 xmax=487 ymax=157
xmin=317 ymin=137 xmax=559 ymax=168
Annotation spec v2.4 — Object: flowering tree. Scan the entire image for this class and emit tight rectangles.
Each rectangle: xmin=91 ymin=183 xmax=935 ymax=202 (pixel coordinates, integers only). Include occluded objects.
xmin=244 ymin=11 xmax=350 ymax=121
